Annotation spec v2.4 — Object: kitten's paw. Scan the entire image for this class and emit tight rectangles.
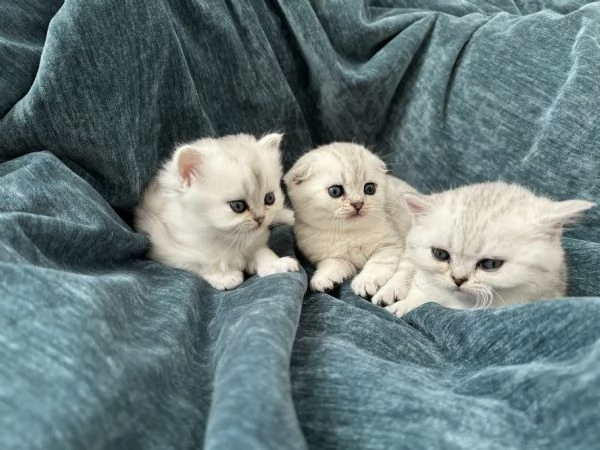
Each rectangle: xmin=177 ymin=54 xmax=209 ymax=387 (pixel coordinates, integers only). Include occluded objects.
xmin=257 ymin=256 xmax=299 ymax=277
xmin=351 ymin=269 xmax=391 ymax=298
xmin=272 ymin=208 xmax=295 ymax=226
xmin=310 ymin=272 xmax=341 ymax=292
xmin=204 ymin=271 xmax=244 ymax=291
xmin=372 ymin=283 xmax=407 ymax=306
xmin=310 ymin=261 xmax=353 ymax=292
xmin=310 ymin=274 xmax=334 ymax=292
xmin=385 ymin=300 xmax=422 ymax=318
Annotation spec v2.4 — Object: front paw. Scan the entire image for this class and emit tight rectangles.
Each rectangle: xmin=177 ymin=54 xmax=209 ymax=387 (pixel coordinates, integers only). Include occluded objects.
xmin=204 ymin=271 xmax=244 ymax=291
xmin=351 ymin=269 xmax=391 ymax=298
xmin=257 ymin=256 xmax=299 ymax=277
xmin=385 ymin=299 xmax=422 ymax=318
xmin=310 ymin=270 xmax=346 ymax=292
xmin=372 ymin=283 xmax=408 ymax=306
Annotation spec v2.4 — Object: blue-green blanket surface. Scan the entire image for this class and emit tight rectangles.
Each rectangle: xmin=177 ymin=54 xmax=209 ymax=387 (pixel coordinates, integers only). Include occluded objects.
xmin=1 ymin=1 xmax=599 ymax=449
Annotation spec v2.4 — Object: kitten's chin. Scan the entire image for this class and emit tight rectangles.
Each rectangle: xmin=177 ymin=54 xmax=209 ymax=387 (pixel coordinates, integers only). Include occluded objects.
xmin=336 ymin=211 xmax=368 ymax=221
xmin=449 ymin=286 xmax=495 ymax=308
xmin=346 ymin=212 xmax=365 ymax=220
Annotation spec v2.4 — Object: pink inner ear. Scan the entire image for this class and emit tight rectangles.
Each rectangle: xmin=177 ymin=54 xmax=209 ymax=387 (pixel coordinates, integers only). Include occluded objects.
xmin=403 ymin=193 xmax=430 ymax=216
xmin=178 ymin=150 xmax=201 ymax=186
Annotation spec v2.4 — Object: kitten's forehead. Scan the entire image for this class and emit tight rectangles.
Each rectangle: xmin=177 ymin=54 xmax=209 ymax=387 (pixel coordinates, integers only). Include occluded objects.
xmin=202 ymin=139 xmax=281 ymax=200
xmin=315 ymin=145 xmax=379 ymax=185
xmin=428 ymin=183 xmax=549 ymax=254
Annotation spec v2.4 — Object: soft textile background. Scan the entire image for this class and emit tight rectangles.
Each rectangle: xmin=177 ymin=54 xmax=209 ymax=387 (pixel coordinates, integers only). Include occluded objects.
xmin=1 ymin=1 xmax=599 ymax=449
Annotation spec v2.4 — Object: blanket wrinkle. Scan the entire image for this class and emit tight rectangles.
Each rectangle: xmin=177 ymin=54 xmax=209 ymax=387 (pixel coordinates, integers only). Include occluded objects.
xmin=1 ymin=1 xmax=600 ymax=449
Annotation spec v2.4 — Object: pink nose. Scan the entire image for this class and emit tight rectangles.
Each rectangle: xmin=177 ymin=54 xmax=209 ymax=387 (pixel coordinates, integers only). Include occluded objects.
xmin=351 ymin=202 xmax=364 ymax=212
xmin=452 ymin=276 xmax=468 ymax=287
xmin=254 ymin=216 xmax=265 ymax=225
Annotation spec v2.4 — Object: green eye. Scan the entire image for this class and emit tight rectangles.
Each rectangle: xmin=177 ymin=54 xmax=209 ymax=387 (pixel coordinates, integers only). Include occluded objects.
xmin=229 ymin=200 xmax=247 ymax=213
xmin=477 ymin=258 xmax=504 ymax=271
xmin=431 ymin=248 xmax=450 ymax=262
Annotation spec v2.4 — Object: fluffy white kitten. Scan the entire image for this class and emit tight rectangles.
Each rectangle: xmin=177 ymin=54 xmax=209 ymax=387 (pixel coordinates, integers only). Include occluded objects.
xmin=378 ymin=181 xmax=595 ymax=317
xmin=134 ymin=133 xmax=299 ymax=290
xmin=284 ymin=142 xmax=414 ymax=300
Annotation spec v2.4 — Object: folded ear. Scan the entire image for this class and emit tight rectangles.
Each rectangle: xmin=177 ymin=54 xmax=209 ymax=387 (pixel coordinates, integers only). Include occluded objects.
xmin=540 ymin=199 xmax=595 ymax=233
xmin=176 ymin=146 xmax=203 ymax=187
xmin=258 ymin=133 xmax=283 ymax=152
xmin=284 ymin=159 xmax=312 ymax=186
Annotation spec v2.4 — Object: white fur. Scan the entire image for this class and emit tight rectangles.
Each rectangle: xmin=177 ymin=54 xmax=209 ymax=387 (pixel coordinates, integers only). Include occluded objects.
xmin=134 ymin=133 xmax=299 ymax=290
xmin=381 ymin=181 xmax=595 ymax=317
xmin=284 ymin=142 xmax=414 ymax=302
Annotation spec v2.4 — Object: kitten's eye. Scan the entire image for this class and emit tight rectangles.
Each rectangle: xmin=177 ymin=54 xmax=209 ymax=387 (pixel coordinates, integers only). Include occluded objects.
xmin=477 ymin=258 xmax=504 ymax=271
xmin=364 ymin=183 xmax=376 ymax=195
xmin=229 ymin=200 xmax=247 ymax=213
xmin=264 ymin=192 xmax=275 ymax=205
xmin=328 ymin=185 xmax=344 ymax=198
xmin=431 ymin=248 xmax=450 ymax=262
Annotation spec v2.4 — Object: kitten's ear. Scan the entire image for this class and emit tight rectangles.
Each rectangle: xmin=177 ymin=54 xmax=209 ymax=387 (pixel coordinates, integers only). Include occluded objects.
xmin=284 ymin=160 xmax=312 ymax=186
xmin=541 ymin=199 xmax=595 ymax=232
xmin=176 ymin=146 xmax=203 ymax=187
xmin=403 ymin=192 xmax=432 ymax=216
xmin=258 ymin=133 xmax=283 ymax=152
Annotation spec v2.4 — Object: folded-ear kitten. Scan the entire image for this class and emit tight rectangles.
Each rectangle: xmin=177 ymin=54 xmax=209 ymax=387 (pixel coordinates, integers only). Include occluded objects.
xmin=284 ymin=142 xmax=415 ymax=301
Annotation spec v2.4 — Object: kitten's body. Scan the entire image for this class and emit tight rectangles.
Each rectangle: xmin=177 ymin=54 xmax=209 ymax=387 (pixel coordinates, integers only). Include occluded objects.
xmin=135 ymin=133 xmax=299 ymax=290
xmin=378 ymin=182 xmax=594 ymax=317
xmin=284 ymin=142 xmax=414 ymax=299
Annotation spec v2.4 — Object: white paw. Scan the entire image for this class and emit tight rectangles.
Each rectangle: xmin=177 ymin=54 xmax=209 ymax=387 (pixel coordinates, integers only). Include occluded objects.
xmin=385 ymin=301 xmax=416 ymax=318
xmin=351 ymin=269 xmax=391 ymax=298
xmin=372 ymin=283 xmax=407 ymax=306
xmin=204 ymin=271 xmax=244 ymax=291
xmin=257 ymin=256 xmax=299 ymax=277
xmin=310 ymin=269 xmax=347 ymax=292
xmin=310 ymin=274 xmax=334 ymax=292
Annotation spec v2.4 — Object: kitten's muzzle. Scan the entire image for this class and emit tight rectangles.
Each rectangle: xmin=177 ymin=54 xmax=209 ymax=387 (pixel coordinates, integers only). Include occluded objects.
xmin=351 ymin=201 xmax=364 ymax=212
xmin=254 ymin=215 xmax=265 ymax=226
xmin=452 ymin=275 xmax=468 ymax=287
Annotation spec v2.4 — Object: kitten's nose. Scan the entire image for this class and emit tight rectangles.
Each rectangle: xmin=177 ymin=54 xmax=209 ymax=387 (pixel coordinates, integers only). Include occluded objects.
xmin=254 ymin=216 xmax=265 ymax=226
xmin=452 ymin=276 xmax=468 ymax=287
xmin=351 ymin=201 xmax=364 ymax=211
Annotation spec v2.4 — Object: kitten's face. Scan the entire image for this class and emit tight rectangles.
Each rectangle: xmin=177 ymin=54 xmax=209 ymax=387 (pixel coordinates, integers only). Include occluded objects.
xmin=175 ymin=133 xmax=285 ymax=235
xmin=284 ymin=143 xmax=387 ymax=227
xmin=405 ymin=182 xmax=594 ymax=305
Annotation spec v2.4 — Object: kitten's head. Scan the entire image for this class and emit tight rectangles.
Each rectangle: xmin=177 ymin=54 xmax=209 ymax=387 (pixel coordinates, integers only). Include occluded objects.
xmin=165 ymin=133 xmax=285 ymax=234
xmin=283 ymin=142 xmax=387 ymax=228
xmin=404 ymin=182 xmax=594 ymax=305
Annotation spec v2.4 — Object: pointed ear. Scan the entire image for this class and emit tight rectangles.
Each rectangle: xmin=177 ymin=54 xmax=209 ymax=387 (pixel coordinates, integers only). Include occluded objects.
xmin=374 ymin=155 xmax=388 ymax=174
xmin=541 ymin=199 xmax=595 ymax=232
xmin=258 ymin=133 xmax=283 ymax=152
xmin=402 ymin=192 xmax=432 ymax=216
xmin=176 ymin=146 xmax=203 ymax=187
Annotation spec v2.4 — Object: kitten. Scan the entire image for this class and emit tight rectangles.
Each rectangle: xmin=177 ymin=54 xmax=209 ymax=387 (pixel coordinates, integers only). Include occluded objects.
xmin=283 ymin=142 xmax=415 ymax=299
xmin=376 ymin=181 xmax=595 ymax=317
xmin=134 ymin=133 xmax=299 ymax=290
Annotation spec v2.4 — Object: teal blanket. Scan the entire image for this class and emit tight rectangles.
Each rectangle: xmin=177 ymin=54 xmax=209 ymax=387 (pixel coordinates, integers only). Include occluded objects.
xmin=1 ymin=1 xmax=599 ymax=449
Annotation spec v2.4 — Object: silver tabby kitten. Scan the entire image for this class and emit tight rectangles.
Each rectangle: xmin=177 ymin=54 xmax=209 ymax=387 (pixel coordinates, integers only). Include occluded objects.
xmin=376 ymin=181 xmax=595 ymax=317
xmin=134 ymin=133 xmax=299 ymax=290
